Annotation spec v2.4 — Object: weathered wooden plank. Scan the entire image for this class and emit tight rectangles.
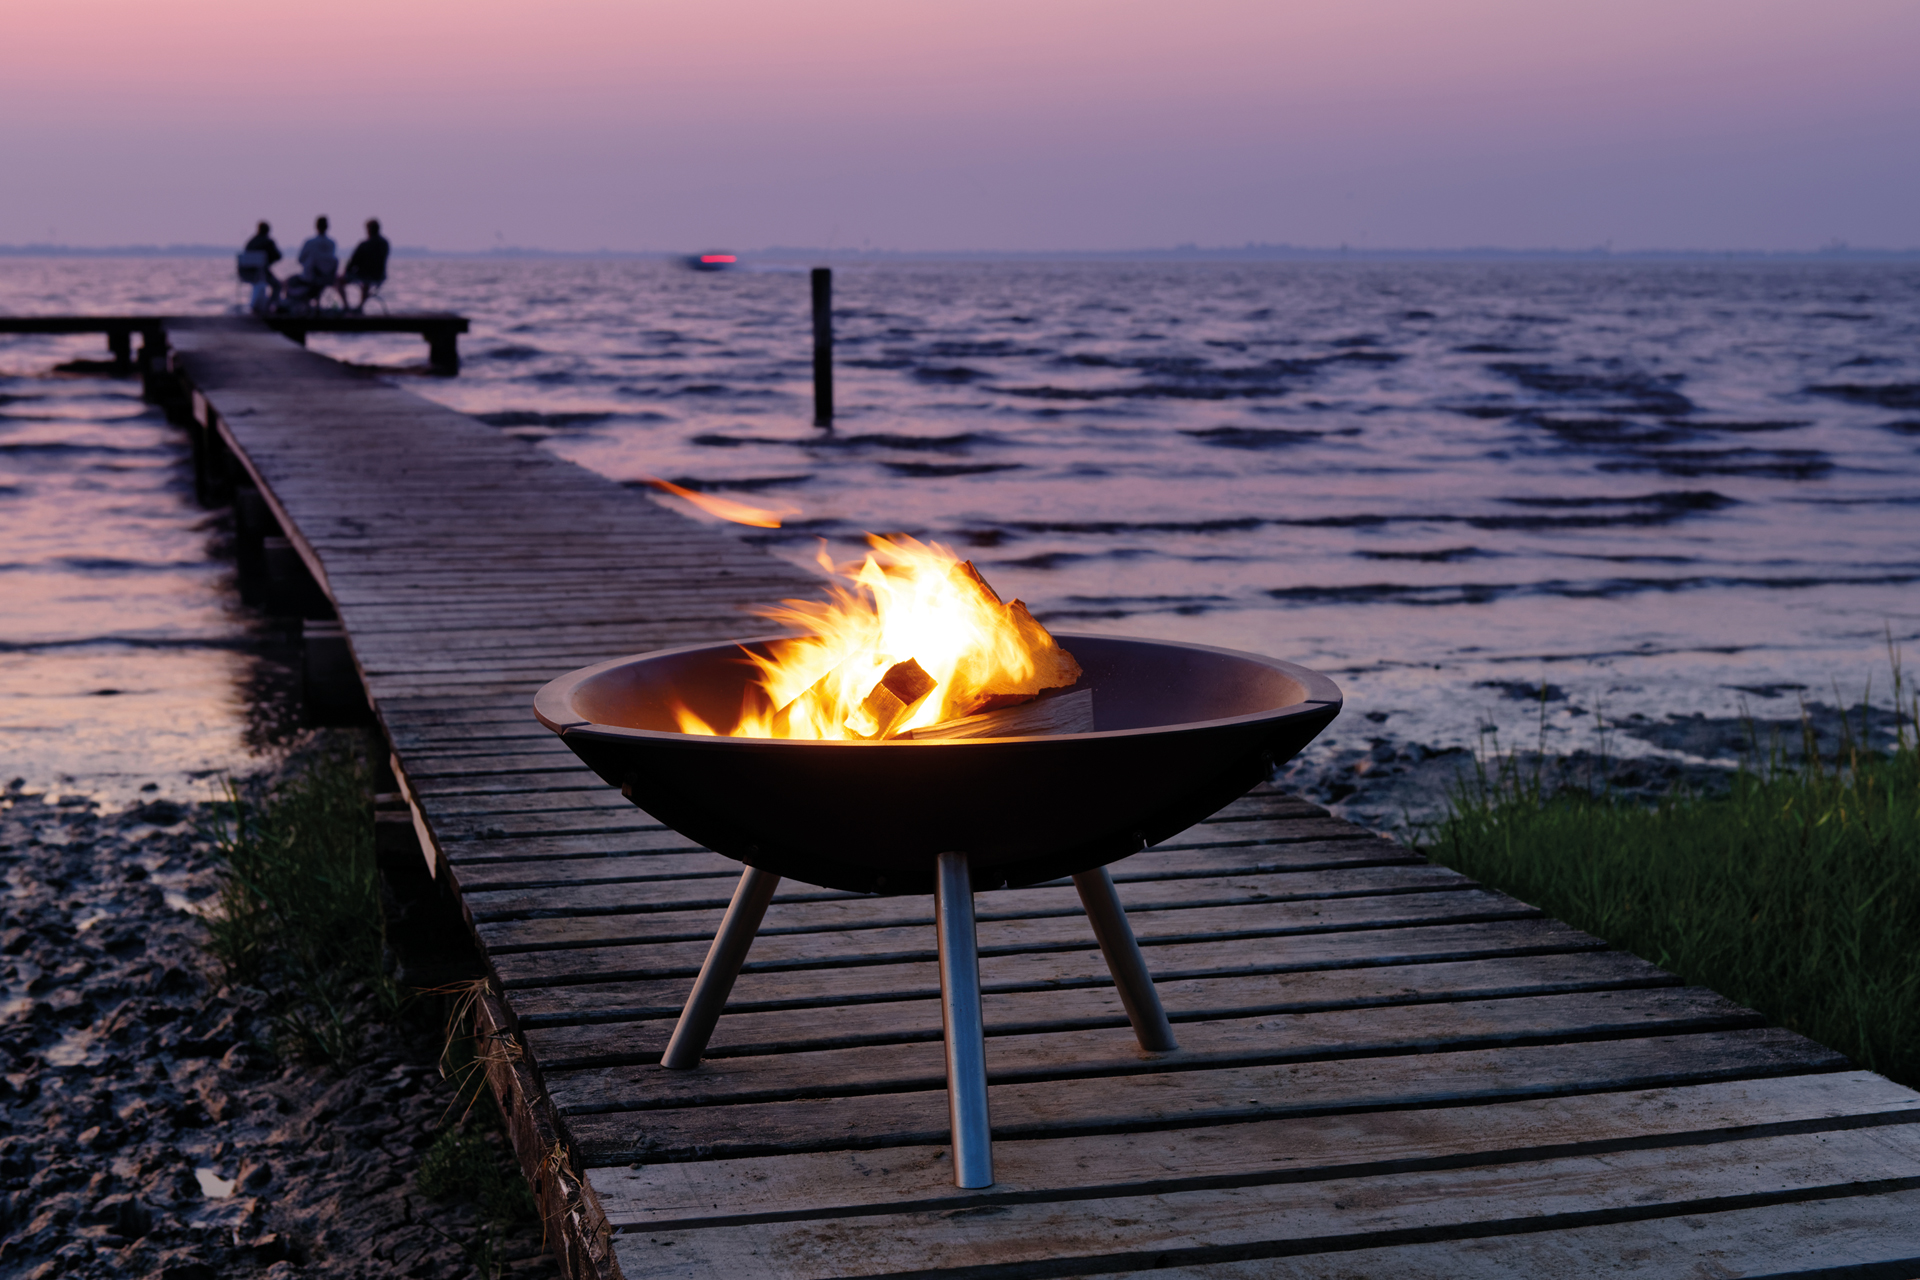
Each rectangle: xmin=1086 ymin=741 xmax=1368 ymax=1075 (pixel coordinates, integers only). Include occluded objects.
xmin=447 ymin=839 xmax=1420 ymax=893
xmin=546 ymin=987 xmax=1757 ymax=1114
xmin=427 ymin=808 xmax=664 ymax=841
xmin=452 ymin=853 xmax=740 ymax=891
xmin=442 ymin=831 xmax=717 ymax=863
xmin=523 ymin=950 xmax=1674 ymax=1068
xmin=607 ymin=1124 xmax=1920 ymax=1279
xmin=462 ymin=864 xmax=1472 ymax=925
xmin=505 ymin=919 xmax=1609 ymax=1025
xmin=592 ymin=1070 xmax=1920 ymax=1228
xmin=422 ymin=789 xmax=639 ymax=817
xmin=562 ymin=1029 xmax=1845 ymax=1163
xmin=1095 ymin=1189 xmax=1920 ymax=1279
xmin=478 ymin=887 xmax=1530 ymax=965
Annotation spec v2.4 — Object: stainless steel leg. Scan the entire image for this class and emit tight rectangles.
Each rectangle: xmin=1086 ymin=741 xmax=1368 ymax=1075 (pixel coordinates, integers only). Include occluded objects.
xmin=660 ymin=866 xmax=780 ymax=1070
xmin=1073 ymin=866 xmax=1178 ymax=1053
xmin=934 ymin=850 xmax=994 ymax=1189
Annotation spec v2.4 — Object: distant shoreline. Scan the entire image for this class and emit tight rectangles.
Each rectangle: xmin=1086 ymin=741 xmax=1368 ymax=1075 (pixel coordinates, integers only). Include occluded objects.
xmin=5 ymin=243 xmax=1920 ymax=264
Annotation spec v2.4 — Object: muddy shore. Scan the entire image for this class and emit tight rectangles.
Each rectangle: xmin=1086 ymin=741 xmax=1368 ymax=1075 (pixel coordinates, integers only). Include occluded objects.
xmin=0 ymin=780 xmax=559 ymax=1280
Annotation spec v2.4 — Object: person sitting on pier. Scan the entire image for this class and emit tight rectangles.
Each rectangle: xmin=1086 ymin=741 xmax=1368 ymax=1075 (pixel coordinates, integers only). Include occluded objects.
xmin=338 ymin=219 xmax=390 ymax=313
xmin=238 ymin=221 xmax=282 ymax=313
xmin=283 ymin=216 xmax=339 ymax=312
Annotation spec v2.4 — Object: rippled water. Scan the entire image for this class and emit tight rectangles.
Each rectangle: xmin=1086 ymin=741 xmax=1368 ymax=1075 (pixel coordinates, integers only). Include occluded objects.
xmin=5 ymin=256 xmax=1918 ymax=798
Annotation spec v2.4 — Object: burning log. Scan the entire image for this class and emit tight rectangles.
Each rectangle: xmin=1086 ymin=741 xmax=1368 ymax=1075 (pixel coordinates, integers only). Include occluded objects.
xmin=907 ymin=687 xmax=1094 ymax=741
xmin=947 ymin=560 xmax=1082 ymax=716
xmin=849 ymin=658 xmax=937 ymax=739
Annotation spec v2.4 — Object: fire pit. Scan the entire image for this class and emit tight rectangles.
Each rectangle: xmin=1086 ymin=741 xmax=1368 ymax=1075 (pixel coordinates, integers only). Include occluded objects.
xmin=534 ymin=631 xmax=1340 ymax=1188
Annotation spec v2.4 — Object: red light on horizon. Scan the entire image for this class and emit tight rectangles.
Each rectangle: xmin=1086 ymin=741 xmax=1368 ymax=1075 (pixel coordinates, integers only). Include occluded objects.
xmin=701 ymin=254 xmax=736 ymax=263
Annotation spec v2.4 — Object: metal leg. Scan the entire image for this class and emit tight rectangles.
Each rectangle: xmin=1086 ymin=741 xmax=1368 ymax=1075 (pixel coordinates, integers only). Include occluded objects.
xmin=660 ymin=866 xmax=780 ymax=1069
xmin=1073 ymin=866 xmax=1178 ymax=1053
xmin=934 ymin=851 xmax=993 ymax=1189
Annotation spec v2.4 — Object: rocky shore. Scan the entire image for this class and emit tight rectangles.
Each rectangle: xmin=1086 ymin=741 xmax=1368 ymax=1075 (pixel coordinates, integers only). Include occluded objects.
xmin=0 ymin=781 xmax=560 ymax=1280
xmin=1280 ymin=698 xmax=1902 ymax=836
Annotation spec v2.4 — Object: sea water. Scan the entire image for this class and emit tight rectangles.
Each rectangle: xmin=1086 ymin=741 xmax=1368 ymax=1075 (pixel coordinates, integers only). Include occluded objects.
xmin=3 ymin=256 xmax=1916 ymax=804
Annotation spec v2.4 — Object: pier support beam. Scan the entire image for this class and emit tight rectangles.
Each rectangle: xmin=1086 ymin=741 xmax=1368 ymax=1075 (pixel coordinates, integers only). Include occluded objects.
xmin=812 ymin=267 xmax=833 ymax=425
xmin=427 ymin=329 xmax=460 ymax=374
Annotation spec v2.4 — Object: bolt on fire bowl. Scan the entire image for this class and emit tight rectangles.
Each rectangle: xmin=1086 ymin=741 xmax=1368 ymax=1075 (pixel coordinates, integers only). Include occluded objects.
xmin=535 ymin=633 xmax=1340 ymax=1189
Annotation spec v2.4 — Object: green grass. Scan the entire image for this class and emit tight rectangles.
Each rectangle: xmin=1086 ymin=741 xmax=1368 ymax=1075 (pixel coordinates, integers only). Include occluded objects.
xmin=203 ymin=742 xmax=399 ymax=1066
xmin=1425 ymin=664 xmax=1920 ymax=1089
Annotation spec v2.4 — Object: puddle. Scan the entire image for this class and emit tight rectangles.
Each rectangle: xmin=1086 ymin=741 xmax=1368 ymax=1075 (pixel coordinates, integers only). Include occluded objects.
xmin=195 ymin=1167 xmax=236 ymax=1199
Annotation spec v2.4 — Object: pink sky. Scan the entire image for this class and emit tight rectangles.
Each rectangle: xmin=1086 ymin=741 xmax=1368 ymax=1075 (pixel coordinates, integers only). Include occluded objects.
xmin=2 ymin=0 xmax=1915 ymax=251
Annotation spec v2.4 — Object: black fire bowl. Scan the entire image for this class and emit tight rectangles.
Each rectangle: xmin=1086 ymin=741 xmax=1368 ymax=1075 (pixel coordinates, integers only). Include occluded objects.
xmin=534 ymin=633 xmax=1341 ymax=896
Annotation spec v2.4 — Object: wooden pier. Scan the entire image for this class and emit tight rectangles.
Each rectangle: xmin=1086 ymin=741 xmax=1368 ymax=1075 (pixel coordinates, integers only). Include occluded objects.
xmin=0 ymin=310 xmax=469 ymax=372
xmin=73 ymin=316 xmax=1920 ymax=1276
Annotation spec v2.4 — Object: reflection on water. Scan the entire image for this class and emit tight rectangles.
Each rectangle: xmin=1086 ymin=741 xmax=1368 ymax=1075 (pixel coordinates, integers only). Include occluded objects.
xmin=3 ymin=256 xmax=1918 ymax=800
xmin=0 ymin=262 xmax=301 ymax=802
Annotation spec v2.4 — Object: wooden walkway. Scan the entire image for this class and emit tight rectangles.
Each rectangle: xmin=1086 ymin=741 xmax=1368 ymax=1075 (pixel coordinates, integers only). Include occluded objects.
xmin=159 ymin=319 xmax=1920 ymax=1280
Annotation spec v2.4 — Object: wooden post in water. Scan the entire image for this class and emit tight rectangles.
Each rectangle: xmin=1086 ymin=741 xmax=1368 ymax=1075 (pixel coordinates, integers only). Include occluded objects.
xmin=811 ymin=267 xmax=833 ymax=426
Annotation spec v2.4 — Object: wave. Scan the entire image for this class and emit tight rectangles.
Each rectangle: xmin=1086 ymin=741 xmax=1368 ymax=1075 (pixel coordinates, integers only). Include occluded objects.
xmin=641 ymin=474 xmax=812 ymax=492
xmin=1477 ymin=680 xmax=1568 ymax=701
xmin=1672 ymin=419 xmax=1811 ymax=433
xmin=475 ymin=410 xmax=618 ymax=428
xmin=828 ymin=431 xmax=999 ymax=453
xmin=0 ymin=555 xmax=212 ymax=574
xmin=0 ymin=441 xmax=167 ymax=457
xmin=918 ymin=341 xmax=1049 ymax=358
xmin=1355 ymin=546 xmax=1493 ymax=563
xmin=881 ymin=461 xmax=1024 ymax=478
xmin=1524 ymin=415 xmax=1696 ymax=447
xmin=1004 ymin=516 xmax=1269 ymax=535
xmin=983 ymin=496 xmax=1735 ymax=540
xmin=1595 ymin=448 xmax=1831 ymax=480
xmin=1264 ymin=568 xmax=1920 ymax=607
xmin=1808 ymin=383 xmax=1920 ymax=409
xmin=989 ymin=547 xmax=1157 ymax=571
xmin=1180 ymin=426 xmax=1324 ymax=450
xmin=1488 ymin=362 xmax=1694 ymax=415
xmin=690 ymin=430 xmax=1001 ymax=453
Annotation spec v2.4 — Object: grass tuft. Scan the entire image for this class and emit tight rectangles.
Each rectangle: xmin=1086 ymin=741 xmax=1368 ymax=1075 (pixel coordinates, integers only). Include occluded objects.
xmin=202 ymin=743 xmax=398 ymax=1066
xmin=1426 ymin=652 xmax=1920 ymax=1087
xmin=419 ymin=1109 xmax=540 ymax=1278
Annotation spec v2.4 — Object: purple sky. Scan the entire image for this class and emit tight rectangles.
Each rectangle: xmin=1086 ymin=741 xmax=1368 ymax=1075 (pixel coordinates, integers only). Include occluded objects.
xmin=3 ymin=0 xmax=1916 ymax=252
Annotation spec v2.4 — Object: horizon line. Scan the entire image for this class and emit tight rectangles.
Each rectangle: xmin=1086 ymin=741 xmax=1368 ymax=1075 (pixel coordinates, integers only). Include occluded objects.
xmin=4 ymin=241 xmax=1919 ymax=263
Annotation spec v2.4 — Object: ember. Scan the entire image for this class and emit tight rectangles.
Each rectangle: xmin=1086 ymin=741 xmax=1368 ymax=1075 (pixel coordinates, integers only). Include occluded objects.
xmin=673 ymin=535 xmax=1085 ymax=740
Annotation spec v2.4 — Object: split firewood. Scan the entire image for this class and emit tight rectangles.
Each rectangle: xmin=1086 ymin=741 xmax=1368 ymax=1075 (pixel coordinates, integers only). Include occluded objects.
xmin=847 ymin=658 xmax=938 ymax=739
xmin=906 ymin=687 xmax=1095 ymax=741
xmin=947 ymin=560 xmax=1083 ymax=716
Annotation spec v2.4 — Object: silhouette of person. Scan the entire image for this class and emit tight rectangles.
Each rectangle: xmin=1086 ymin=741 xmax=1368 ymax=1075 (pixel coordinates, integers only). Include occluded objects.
xmin=340 ymin=219 xmax=390 ymax=312
xmin=287 ymin=216 xmax=338 ymax=310
xmin=240 ymin=221 xmax=282 ymax=311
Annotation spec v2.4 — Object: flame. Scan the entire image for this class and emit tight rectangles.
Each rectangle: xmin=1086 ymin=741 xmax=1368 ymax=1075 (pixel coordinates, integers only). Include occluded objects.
xmin=673 ymin=535 xmax=1081 ymax=740
xmin=643 ymin=477 xmax=793 ymax=528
